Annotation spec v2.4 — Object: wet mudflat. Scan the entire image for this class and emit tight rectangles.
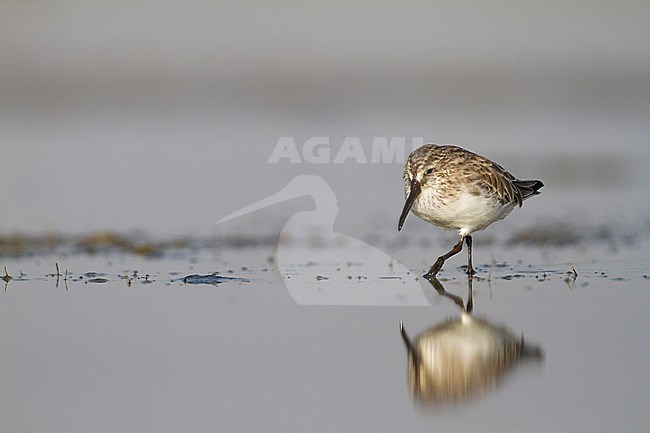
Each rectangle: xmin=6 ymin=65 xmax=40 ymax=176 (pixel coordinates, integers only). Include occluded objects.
xmin=1 ymin=235 xmax=648 ymax=433
xmin=2 ymin=3 xmax=648 ymax=431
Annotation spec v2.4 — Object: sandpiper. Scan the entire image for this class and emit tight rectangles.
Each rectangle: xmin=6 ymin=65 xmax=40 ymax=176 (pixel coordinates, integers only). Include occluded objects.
xmin=398 ymin=144 xmax=543 ymax=278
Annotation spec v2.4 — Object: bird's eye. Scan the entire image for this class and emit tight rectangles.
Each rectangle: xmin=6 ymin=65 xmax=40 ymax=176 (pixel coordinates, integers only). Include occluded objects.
xmin=425 ymin=168 xmax=433 ymax=175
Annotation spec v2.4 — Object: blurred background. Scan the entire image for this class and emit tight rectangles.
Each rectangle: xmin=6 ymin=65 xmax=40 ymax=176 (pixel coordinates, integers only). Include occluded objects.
xmin=2 ymin=5 xmax=649 ymax=432
xmin=1 ymin=1 xmax=648 ymax=241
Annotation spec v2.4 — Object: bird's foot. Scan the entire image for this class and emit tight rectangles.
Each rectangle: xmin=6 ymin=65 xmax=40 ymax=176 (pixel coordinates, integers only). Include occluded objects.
xmin=423 ymin=259 xmax=445 ymax=280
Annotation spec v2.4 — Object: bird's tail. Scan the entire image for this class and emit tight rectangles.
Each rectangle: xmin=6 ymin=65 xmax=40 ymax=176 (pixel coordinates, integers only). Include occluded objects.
xmin=514 ymin=179 xmax=544 ymax=202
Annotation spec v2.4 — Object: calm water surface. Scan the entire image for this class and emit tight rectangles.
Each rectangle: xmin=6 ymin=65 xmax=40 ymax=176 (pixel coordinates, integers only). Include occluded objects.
xmin=1 ymin=240 xmax=648 ymax=432
xmin=1 ymin=3 xmax=649 ymax=431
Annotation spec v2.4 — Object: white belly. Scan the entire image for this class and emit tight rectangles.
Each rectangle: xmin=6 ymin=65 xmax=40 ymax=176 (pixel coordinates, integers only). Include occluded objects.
xmin=412 ymin=187 xmax=515 ymax=236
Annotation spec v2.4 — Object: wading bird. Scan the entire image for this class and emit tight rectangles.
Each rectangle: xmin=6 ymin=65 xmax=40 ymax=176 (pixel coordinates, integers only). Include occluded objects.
xmin=398 ymin=145 xmax=543 ymax=278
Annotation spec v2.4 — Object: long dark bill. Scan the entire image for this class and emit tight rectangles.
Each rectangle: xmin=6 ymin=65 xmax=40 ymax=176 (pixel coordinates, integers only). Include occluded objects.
xmin=398 ymin=179 xmax=421 ymax=231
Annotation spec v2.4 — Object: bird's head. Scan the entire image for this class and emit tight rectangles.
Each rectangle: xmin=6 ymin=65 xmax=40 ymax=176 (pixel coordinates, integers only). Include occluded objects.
xmin=398 ymin=144 xmax=440 ymax=231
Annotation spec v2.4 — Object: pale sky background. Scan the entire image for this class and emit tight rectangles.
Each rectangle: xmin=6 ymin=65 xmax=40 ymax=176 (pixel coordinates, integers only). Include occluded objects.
xmin=1 ymin=1 xmax=648 ymax=236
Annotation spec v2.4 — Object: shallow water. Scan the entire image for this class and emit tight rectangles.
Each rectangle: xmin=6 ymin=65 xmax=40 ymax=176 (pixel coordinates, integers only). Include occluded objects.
xmin=1 ymin=2 xmax=649 ymax=431
xmin=1 ymin=239 xmax=648 ymax=432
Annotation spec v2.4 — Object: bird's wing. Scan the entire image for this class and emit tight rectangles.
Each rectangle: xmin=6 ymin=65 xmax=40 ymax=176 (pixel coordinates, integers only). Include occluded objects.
xmin=474 ymin=158 xmax=523 ymax=206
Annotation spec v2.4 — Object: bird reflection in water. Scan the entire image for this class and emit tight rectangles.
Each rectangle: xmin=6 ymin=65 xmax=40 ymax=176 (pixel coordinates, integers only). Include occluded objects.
xmin=400 ymin=277 xmax=543 ymax=405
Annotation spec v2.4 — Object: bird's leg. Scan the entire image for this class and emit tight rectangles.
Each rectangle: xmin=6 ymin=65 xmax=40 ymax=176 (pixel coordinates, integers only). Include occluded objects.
xmin=465 ymin=235 xmax=475 ymax=276
xmin=424 ymin=237 xmax=464 ymax=279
